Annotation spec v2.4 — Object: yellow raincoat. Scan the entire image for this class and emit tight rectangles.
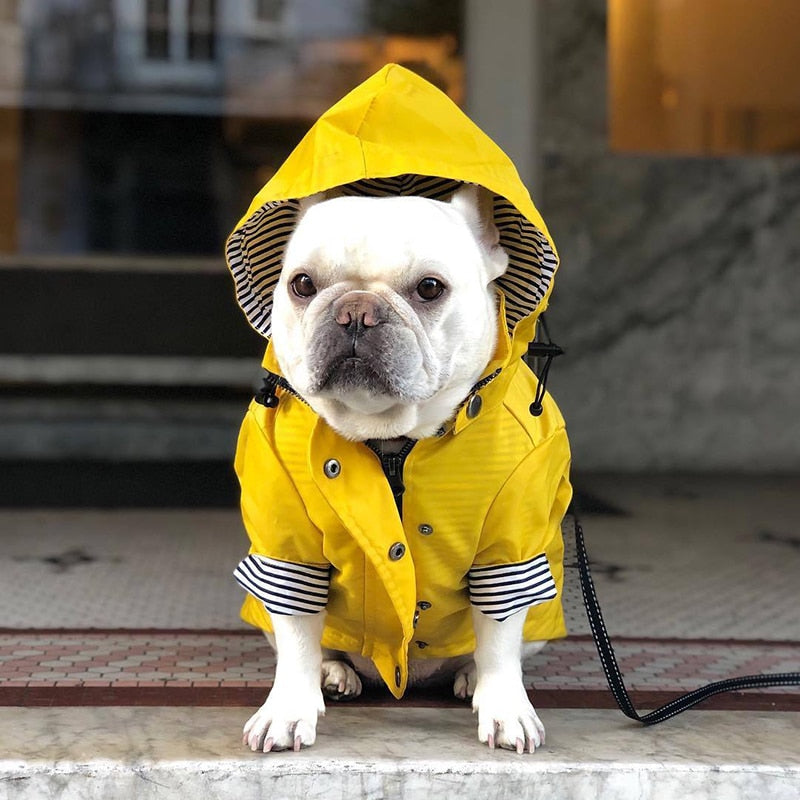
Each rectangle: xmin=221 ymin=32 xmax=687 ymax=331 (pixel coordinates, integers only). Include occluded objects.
xmin=226 ymin=64 xmax=572 ymax=698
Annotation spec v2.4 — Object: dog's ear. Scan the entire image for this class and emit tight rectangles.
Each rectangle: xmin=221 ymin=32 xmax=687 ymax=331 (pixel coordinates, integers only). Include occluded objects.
xmin=449 ymin=184 xmax=508 ymax=282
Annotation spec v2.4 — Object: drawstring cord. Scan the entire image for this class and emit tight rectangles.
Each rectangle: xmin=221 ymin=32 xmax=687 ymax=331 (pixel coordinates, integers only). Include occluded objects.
xmin=527 ymin=314 xmax=564 ymax=416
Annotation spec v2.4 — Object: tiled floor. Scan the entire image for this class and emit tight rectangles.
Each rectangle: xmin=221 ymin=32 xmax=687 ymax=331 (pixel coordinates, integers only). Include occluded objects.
xmin=1 ymin=630 xmax=797 ymax=712
xmin=0 ymin=474 xmax=798 ymax=711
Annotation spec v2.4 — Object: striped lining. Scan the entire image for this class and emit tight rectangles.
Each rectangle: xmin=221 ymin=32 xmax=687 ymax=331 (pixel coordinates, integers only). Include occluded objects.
xmin=468 ymin=553 xmax=557 ymax=622
xmin=233 ymin=554 xmax=330 ymax=616
xmin=226 ymin=175 xmax=557 ymax=338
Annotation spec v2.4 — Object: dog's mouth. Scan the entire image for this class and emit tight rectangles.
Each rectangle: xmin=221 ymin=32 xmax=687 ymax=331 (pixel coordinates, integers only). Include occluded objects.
xmin=316 ymin=355 xmax=396 ymax=396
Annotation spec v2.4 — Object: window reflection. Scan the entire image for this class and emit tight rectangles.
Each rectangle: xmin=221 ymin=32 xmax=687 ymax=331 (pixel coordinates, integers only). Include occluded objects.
xmin=145 ymin=0 xmax=170 ymax=60
xmin=609 ymin=0 xmax=800 ymax=154
xmin=0 ymin=0 xmax=463 ymax=257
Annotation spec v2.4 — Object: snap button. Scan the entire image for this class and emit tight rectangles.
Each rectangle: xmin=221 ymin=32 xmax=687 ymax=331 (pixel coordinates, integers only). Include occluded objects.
xmin=416 ymin=641 xmax=428 ymax=649
xmin=395 ymin=666 xmax=402 ymax=687
xmin=417 ymin=600 xmax=432 ymax=611
xmin=388 ymin=542 xmax=406 ymax=561
xmin=323 ymin=459 xmax=341 ymax=478
xmin=418 ymin=524 xmax=434 ymax=536
xmin=466 ymin=394 xmax=482 ymax=418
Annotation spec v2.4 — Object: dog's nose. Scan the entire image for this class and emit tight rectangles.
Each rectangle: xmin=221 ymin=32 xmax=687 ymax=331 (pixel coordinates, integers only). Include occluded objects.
xmin=333 ymin=292 xmax=383 ymax=331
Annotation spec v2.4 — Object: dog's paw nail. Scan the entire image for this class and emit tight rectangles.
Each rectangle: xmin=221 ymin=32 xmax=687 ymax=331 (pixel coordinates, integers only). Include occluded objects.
xmin=262 ymin=737 xmax=274 ymax=753
xmin=487 ymin=732 xmax=495 ymax=750
xmin=247 ymin=730 xmax=263 ymax=751
xmin=516 ymin=738 xmax=524 ymax=754
xmin=294 ymin=735 xmax=302 ymax=752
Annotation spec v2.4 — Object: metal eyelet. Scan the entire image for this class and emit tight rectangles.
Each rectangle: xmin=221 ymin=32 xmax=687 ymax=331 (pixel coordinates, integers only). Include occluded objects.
xmin=323 ymin=459 xmax=341 ymax=478
xmin=388 ymin=542 xmax=406 ymax=561
xmin=418 ymin=524 xmax=434 ymax=536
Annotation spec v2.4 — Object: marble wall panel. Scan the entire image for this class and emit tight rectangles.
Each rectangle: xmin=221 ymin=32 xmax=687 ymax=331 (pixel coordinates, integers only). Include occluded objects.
xmin=538 ymin=0 xmax=800 ymax=471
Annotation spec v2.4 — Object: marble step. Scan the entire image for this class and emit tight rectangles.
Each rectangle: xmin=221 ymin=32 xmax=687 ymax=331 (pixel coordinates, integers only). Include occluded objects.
xmin=1 ymin=706 xmax=798 ymax=800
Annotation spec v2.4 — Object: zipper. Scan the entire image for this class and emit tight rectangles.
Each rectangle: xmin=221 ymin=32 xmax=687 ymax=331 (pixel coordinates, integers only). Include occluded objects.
xmin=275 ymin=375 xmax=309 ymax=405
xmin=254 ymin=371 xmax=310 ymax=407
xmin=469 ymin=367 xmax=502 ymax=394
xmin=455 ymin=367 xmax=502 ymax=417
xmin=365 ymin=438 xmax=416 ymax=518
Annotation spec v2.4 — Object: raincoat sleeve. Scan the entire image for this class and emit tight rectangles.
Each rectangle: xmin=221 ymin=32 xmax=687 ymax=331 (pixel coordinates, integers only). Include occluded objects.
xmin=232 ymin=402 xmax=330 ymax=618
xmin=469 ymin=426 xmax=571 ymax=622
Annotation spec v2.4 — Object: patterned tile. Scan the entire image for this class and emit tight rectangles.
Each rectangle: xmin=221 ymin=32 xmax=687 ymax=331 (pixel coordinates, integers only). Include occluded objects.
xmin=0 ymin=631 xmax=797 ymax=700
xmin=0 ymin=476 xmax=797 ymax=639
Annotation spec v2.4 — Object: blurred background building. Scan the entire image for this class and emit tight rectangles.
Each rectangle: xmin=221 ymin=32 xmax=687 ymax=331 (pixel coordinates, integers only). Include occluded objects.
xmin=0 ymin=0 xmax=798 ymax=506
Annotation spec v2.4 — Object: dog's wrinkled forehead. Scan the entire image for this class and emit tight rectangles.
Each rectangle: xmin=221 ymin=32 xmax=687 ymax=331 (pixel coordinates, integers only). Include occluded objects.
xmin=283 ymin=195 xmax=478 ymax=286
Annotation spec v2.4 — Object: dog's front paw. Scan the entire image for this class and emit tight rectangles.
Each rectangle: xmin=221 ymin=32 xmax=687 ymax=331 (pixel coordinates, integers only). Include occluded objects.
xmin=321 ymin=659 xmax=362 ymax=700
xmin=243 ymin=685 xmax=325 ymax=753
xmin=471 ymin=676 xmax=545 ymax=754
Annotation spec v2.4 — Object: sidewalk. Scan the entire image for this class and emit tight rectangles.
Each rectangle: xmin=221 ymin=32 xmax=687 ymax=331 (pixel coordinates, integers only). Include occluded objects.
xmin=0 ymin=474 xmax=798 ymax=798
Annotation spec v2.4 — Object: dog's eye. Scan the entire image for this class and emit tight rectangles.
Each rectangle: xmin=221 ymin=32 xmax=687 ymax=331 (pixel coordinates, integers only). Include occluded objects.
xmin=416 ymin=277 xmax=445 ymax=301
xmin=290 ymin=273 xmax=317 ymax=298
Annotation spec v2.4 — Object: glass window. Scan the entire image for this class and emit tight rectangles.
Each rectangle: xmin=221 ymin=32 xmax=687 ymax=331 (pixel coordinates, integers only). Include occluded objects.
xmin=188 ymin=0 xmax=216 ymax=61
xmin=254 ymin=0 xmax=285 ymax=23
xmin=609 ymin=0 xmax=800 ymax=154
xmin=145 ymin=0 xmax=170 ymax=60
xmin=0 ymin=0 xmax=463 ymax=259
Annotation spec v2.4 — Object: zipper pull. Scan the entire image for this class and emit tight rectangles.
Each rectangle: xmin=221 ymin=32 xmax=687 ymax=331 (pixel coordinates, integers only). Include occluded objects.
xmin=384 ymin=455 xmax=406 ymax=503
xmin=255 ymin=372 xmax=280 ymax=408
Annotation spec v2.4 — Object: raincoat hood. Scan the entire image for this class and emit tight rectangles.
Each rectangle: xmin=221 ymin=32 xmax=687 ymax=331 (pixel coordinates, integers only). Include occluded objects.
xmin=225 ymin=63 xmax=560 ymax=363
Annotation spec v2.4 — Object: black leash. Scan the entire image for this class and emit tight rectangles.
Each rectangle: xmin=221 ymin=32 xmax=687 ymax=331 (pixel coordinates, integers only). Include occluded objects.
xmin=572 ymin=514 xmax=800 ymax=724
xmin=528 ymin=315 xmax=800 ymax=722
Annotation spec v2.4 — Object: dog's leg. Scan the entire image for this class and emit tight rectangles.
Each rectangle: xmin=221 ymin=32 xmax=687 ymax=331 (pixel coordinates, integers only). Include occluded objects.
xmin=243 ymin=613 xmax=326 ymax=752
xmin=470 ymin=607 xmax=546 ymax=754
xmin=455 ymin=640 xmax=545 ymax=701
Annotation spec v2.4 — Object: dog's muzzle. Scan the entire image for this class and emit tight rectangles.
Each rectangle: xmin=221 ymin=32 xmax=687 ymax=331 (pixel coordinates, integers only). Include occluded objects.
xmin=307 ymin=291 xmax=424 ymax=398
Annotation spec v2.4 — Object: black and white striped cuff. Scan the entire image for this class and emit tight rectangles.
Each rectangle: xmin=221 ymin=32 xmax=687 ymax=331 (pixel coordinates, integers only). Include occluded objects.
xmin=233 ymin=555 xmax=330 ymax=616
xmin=468 ymin=553 xmax=557 ymax=622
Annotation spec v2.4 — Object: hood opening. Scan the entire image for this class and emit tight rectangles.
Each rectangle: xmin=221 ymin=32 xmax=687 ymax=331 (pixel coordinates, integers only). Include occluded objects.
xmin=226 ymin=174 xmax=558 ymax=340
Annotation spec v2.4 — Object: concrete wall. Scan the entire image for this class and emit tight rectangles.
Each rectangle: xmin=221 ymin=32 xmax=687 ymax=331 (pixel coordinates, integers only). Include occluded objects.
xmin=539 ymin=0 xmax=800 ymax=472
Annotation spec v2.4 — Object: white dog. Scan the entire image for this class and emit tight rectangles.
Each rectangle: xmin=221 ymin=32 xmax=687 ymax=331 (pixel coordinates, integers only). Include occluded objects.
xmin=236 ymin=186 xmax=553 ymax=754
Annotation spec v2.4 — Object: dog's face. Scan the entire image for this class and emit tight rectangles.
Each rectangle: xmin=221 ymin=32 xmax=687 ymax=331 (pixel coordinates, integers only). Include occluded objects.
xmin=270 ymin=185 xmax=508 ymax=440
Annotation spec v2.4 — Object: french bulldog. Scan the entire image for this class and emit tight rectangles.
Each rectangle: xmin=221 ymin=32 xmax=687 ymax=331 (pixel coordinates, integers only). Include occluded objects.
xmin=242 ymin=184 xmax=548 ymax=754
